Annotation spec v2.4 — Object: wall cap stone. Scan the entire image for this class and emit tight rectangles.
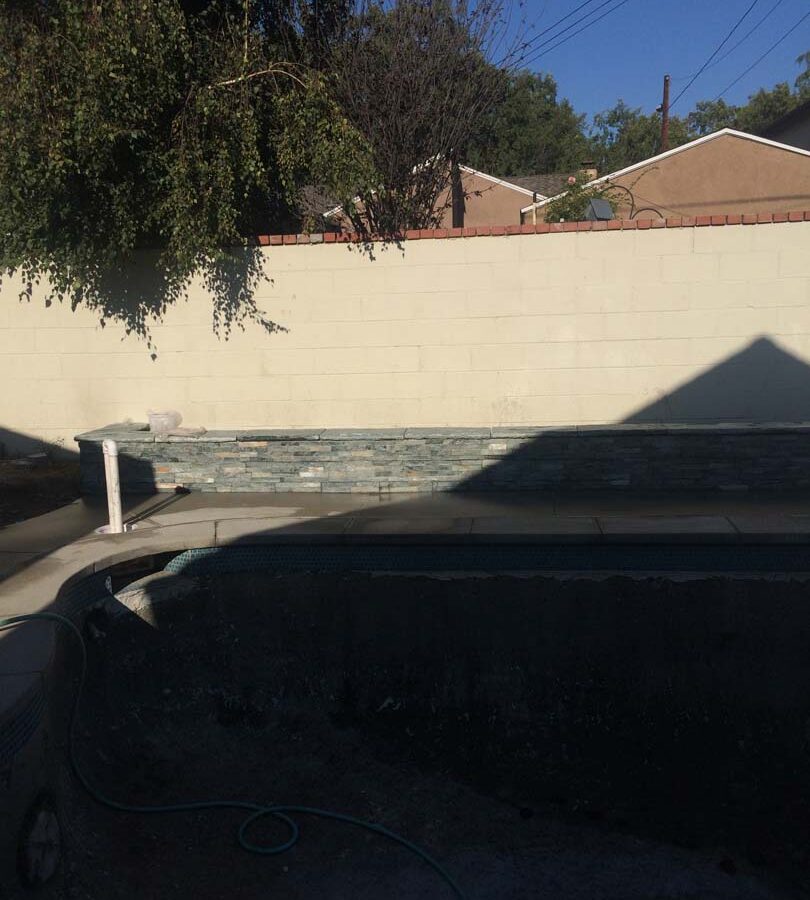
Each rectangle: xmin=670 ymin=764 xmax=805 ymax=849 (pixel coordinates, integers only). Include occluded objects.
xmin=321 ymin=428 xmax=406 ymax=441
xmin=76 ymin=421 xmax=810 ymax=445
xmin=234 ymin=429 xmax=325 ymax=441
xmin=404 ymin=427 xmax=493 ymax=439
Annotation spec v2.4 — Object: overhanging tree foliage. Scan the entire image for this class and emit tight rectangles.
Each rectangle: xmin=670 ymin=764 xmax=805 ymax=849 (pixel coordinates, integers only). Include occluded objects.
xmin=0 ymin=0 xmax=371 ymax=340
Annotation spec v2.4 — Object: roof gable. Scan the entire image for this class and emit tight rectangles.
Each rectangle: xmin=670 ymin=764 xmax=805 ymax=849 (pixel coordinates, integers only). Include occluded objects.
xmin=520 ymin=129 xmax=810 ymax=214
xmin=319 ymin=162 xmax=560 ymax=220
xmin=458 ymin=166 xmax=542 ymax=197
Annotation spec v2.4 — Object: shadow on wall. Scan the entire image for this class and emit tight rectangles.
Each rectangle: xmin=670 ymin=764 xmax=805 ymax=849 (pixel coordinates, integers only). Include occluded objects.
xmin=16 ymin=246 xmax=281 ymax=349
xmin=455 ymin=334 xmax=810 ymax=493
xmin=77 ymin=442 xmax=156 ymax=496
xmin=58 ymin=334 xmax=810 ymax=495
xmin=624 ymin=336 xmax=810 ymax=424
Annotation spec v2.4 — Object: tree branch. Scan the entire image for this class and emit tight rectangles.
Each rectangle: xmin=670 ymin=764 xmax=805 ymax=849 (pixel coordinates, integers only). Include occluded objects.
xmin=213 ymin=66 xmax=306 ymax=89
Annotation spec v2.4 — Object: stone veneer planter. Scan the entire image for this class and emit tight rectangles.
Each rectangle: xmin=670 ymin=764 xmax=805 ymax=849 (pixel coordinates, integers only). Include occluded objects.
xmin=75 ymin=422 xmax=810 ymax=494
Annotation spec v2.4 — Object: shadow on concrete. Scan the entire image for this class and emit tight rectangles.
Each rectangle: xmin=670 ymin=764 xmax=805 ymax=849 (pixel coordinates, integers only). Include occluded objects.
xmin=0 ymin=493 xmax=190 ymax=587
xmin=0 ymin=424 xmax=192 ymax=584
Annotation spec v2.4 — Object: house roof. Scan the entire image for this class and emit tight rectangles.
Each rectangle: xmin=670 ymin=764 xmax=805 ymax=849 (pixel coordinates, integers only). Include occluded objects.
xmin=761 ymin=97 xmax=810 ymax=140
xmin=298 ymin=185 xmax=340 ymax=221
xmin=457 ymin=165 xmax=555 ymax=198
xmin=502 ymin=173 xmax=573 ymax=197
xmin=520 ymin=128 xmax=810 ymax=214
xmin=317 ymin=163 xmax=563 ymax=221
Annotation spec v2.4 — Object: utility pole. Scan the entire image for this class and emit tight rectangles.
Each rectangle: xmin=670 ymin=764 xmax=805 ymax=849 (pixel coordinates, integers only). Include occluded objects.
xmin=660 ymin=74 xmax=671 ymax=153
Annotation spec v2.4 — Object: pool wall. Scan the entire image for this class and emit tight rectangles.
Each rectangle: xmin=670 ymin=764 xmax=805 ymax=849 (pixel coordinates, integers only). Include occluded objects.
xmin=117 ymin=569 xmax=810 ymax=863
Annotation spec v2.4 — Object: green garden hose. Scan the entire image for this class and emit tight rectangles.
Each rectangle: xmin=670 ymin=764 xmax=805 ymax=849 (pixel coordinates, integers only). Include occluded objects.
xmin=0 ymin=612 xmax=465 ymax=898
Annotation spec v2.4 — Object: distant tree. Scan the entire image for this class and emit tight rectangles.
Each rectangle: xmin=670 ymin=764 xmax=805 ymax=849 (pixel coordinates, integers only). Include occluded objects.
xmin=330 ymin=0 xmax=522 ymax=234
xmin=588 ymin=100 xmax=692 ymax=174
xmin=727 ymin=51 xmax=810 ymax=134
xmin=687 ymin=99 xmax=738 ymax=136
xmin=794 ymin=50 xmax=810 ymax=98
xmin=736 ymin=81 xmax=799 ymax=134
xmin=465 ymin=71 xmax=590 ymax=177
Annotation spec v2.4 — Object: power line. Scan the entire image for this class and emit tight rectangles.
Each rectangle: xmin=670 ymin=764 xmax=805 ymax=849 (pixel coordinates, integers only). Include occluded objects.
xmin=518 ymin=0 xmax=634 ymax=70
xmin=669 ymin=0 xmax=761 ymax=110
xmin=704 ymin=0 xmax=788 ymax=71
xmin=672 ymin=0 xmax=787 ymax=81
xmin=528 ymin=0 xmax=603 ymax=44
xmin=714 ymin=7 xmax=810 ymax=100
xmin=507 ymin=0 xmax=603 ymax=66
xmin=515 ymin=0 xmax=619 ymax=69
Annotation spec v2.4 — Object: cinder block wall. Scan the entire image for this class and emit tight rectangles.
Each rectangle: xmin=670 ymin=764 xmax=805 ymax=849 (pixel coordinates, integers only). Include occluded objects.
xmin=1 ymin=217 xmax=810 ymax=454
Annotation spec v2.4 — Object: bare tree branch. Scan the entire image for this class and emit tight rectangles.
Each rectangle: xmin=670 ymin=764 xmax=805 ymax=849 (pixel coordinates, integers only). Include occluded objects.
xmin=213 ymin=65 xmax=307 ymax=88
xmin=329 ymin=0 xmax=525 ymax=235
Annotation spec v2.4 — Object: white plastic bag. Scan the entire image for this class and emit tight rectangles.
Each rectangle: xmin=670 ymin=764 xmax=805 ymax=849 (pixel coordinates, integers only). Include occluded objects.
xmin=147 ymin=410 xmax=183 ymax=433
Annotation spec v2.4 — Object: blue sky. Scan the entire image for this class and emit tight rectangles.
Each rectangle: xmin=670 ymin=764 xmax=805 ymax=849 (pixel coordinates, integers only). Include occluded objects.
xmin=511 ymin=0 xmax=810 ymax=121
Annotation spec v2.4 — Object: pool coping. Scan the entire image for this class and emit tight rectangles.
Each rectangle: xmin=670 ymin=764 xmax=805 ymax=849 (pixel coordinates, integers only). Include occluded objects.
xmin=3 ymin=488 xmax=810 ymax=651
xmin=6 ymin=499 xmax=810 ymax=614
xmin=2 ymin=503 xmax=810 ymax=680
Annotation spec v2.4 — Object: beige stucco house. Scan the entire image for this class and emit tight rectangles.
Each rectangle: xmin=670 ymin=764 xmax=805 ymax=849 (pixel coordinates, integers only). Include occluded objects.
xmin=431 ymin=166 xmax=570 ymax=228
xmin=521 ymin=129 xmax=810 ymax=223
xmin=319 ymin=165 xmax=572 ymax=231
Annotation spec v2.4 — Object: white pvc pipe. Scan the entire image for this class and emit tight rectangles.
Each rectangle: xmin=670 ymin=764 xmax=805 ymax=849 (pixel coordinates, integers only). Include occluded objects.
xmin=101 ymin=439 xmax=124 ymax=534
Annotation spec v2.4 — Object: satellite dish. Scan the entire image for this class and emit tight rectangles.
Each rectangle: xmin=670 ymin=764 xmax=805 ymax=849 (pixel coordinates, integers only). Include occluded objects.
xmin=585 ymin=198 xmax=614 ymax=221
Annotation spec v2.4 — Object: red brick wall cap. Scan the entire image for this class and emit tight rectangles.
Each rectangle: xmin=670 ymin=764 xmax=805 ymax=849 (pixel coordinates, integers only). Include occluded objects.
xmin=253 ymin=212 xmax=808 ymax=246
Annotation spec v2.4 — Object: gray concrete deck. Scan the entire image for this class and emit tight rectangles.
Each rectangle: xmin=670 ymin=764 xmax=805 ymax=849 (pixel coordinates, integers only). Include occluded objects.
xmin=2 ymin=488 xmax=810 ymax=620
xmin=4 ymin=489 xmax=810 ymax=588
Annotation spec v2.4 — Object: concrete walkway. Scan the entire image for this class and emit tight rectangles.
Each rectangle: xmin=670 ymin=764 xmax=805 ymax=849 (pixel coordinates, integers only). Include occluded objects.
xmin=3 ymin=487 xmax=810 ymax=630
xmin=3 ymin=489 xmax=810 ymax=587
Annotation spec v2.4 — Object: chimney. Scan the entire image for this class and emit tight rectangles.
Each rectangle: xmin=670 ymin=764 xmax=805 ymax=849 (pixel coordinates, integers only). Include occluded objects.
xmin=580 ymin=160 xmax=598 ymax=182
